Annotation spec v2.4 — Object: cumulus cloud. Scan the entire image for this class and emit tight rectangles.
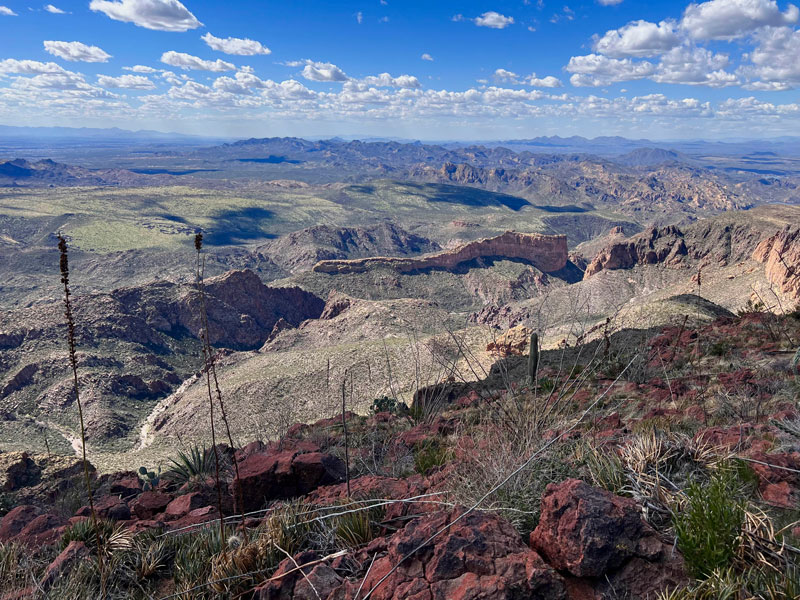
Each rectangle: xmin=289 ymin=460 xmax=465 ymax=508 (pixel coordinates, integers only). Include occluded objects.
xmin=681 ymin=0 xmax=799 ymax=40
xmin=0 ymin=5 xmax=17 ymax=15
xmin=474 ymin=11 xmax=514 ymax=28
xmin=161 ymin=51 xmax=235 ymax=72
xmin=89 ymin=0 xmax=201 ymax=32
xmin=527 ymin=74 xmax=563 ymax=87
xmin=44 ymin=41 xmax=112 ymax=63
xmin=44 ymin=4 xmax=67 ymax=13
xmin=493 ymin=68 xmax=562 ymax=87
xmin=738 ymin=25 xmax=800 ymax=89
xmin=421 ymin=53 xmax=434 ymax=61
xmin=0 ymin=59 xmax=67 ymax=74
xmin=593 ymin=20 xmax=680 ymax=57
xmin=98 ymin=73 xmax=155 ymax=89
xmin=652 ymin=46 xmax=738 ymax=86
xmin=123 ymin=64 xmax=158 ymax=73
xmin=288 ymin=59 xmax=349 ymax=82
xmin=201 ymin=32 xmax=271 ymax=56
xmin=360 ymin=73 xmax=421 ymax=88
xmin=493 ymin=68 xmax=519 ymax=83
xmin=566 ymin=53 xmax=655 ymax=86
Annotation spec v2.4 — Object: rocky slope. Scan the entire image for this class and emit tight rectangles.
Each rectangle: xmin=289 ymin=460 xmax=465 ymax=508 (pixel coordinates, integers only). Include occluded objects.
xmin=0 ymin=270 xmax=323 ymax=447
xmin=253 ymin=222 xmax=440 ymax=274
xmin=312 ymin=231 xmax=568 ymax=275
xmin=0 ymin=158 xmax=181 ymax=187
xmin=1 ymin=311 xmax=798 ymax=599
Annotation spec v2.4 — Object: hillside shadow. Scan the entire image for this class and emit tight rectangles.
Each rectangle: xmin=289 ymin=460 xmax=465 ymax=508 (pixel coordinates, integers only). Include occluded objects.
xmin=204 ymin=206 xmax=277 ymax=246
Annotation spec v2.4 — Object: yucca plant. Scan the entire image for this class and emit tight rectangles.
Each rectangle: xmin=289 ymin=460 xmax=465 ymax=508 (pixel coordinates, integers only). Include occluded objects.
xmin=164 ymin=445 xmax=216 ymax=487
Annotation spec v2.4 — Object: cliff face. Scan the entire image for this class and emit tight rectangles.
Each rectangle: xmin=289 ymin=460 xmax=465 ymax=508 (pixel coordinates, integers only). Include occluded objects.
xmin=753 ymin=227 xmax=800 ymax=301
xmin=312 ymin=231 xmax=568 ymax=275
xmin=583 ymin=226 xmax=688 ymax=279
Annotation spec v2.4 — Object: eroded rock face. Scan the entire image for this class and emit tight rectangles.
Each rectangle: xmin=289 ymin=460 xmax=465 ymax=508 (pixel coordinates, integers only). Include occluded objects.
xmin=753 ymin=227 xmax=800 ymax=302
xmin=255 ymin=509 xmax=567 ymax=600
xmin=583 ymin=226 xmax=687 ymax=279
xmin=530 ymin=479 xmax=687 ymax=598
xmin=313 ymin=231 xmax=568 ymax=275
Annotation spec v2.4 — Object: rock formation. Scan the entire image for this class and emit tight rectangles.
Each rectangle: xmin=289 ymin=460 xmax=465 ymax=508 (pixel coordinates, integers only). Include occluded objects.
xmin=752 ymin=226 xmax=800 ymax=302
xmin=313 ymin=231 xmax=568 ymax=275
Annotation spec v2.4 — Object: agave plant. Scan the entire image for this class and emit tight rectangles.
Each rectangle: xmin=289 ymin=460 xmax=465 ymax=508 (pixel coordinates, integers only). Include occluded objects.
xmin=164 ymin=445 xmax=217 ymax=488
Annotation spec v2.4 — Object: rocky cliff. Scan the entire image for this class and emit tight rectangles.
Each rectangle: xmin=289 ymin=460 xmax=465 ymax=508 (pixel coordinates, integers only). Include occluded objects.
xmin=753 ymin=226 xmax=800 ymax=301
xmin=312 ymin=231 xmax=568 ymax=275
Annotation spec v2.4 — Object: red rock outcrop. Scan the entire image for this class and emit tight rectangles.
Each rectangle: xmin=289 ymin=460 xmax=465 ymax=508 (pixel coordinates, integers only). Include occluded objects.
xmin=530 ymin=479 xmax=687 ymax=598
xmin=233 ymin=450 xmax=346 ymax=512
xmin=313 ymin=231 xmax=568 ymax=275
xmin=583 ymin=226 xmax=687 ymax=279
xmin=752 ymin=226 xmax=800 ymax=301
xmin=255 ymin=509 xmax=567 ymax=600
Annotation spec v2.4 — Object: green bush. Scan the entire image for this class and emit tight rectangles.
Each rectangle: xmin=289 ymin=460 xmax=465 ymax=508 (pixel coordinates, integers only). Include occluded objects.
xmin=370 ymin=396 xmax=407 ymax=414
xmin=413 ymin=440 xmax=451 ymax=474
xmin=673 ymin=469 xmax=745 ymax=579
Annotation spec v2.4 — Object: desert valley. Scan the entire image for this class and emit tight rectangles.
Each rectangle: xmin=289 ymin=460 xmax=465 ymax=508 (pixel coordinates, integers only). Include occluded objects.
xmin=2 ymin=0 xmax=800 ymax=598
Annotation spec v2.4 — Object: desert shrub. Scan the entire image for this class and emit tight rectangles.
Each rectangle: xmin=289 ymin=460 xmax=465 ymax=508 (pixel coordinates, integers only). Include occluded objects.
xmin=60 ymin=518 xmax=118 ymax=552
xmin=708 ymin=340 xmax=731 ymax=357
xmin=673 ymin=469 xmax=746 ymax=579
xmin=163 ymin=445 xmax=217 ymax=488
xmin=333 ymin=502 xmax=379 ymax=548
xmin=172 ymin=526 xmax=225 ymax=599
xmin=659 ymin=565 xmax=800 ymax=600
xmin=577 ymin=442 xmax=627 ymax=495
xmin=413 ymin=439 xmax=451 ymax=474
xmin=450 ymin=420 xmax=573 ymax=535
xmin=370 ymin=396 xmax=407 ymax=415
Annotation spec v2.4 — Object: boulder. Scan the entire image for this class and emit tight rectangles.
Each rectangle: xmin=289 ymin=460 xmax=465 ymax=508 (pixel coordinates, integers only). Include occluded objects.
xmin=530 ymin=479 xmax=687 ymax=598
xmin=13 ymin=513 xmax=66 ymax=546
xmin=77 ymin=495 xmax=130 ymax=521
xmin=164 ymin=492 xmax=212 ymax=520
xmin=233 ymin=450 xmax=345 ymax=513
xmin=130 ymin=491 xmax=173 ymax=520
xmin=40 ymin=541 xmax=89 ymax=590
xmin=320 ymin=509 xmax=565 ymax=600
xmin=0 ymin=505 xmax=41 ymax=541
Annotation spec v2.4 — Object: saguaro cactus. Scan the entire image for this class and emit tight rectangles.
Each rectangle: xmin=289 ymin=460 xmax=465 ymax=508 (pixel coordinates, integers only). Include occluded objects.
xmin=528 ymin=331 xmax=540 ymax=387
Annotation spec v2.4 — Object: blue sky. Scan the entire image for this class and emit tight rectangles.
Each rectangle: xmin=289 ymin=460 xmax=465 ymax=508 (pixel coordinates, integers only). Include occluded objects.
xmin=0 ymin=0 xmax=799 ymax=139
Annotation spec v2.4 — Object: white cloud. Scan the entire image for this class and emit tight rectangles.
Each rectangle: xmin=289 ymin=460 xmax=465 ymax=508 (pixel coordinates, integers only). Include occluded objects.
xmin=452 ymin=14 xmax=465 ymax=22
xmin=652 ymin=46 xmax=739 ymax=87
xmin=97 ymin=73 xmax=155 ymax=89
xmin=201 ymin=32 xmax=271 ymax=56
xmin=123 ymin=64 xmax=158 ymax=73
xmin=160 ymin=51 xmax=235 ymax=72
xmin=44 ymin=4 xmax=67 ymax=13
xmin=44 ymin=41 xmax=112 ymax=63
xmin=527 ymin=73 xmax=563 ymax=87
xmin=493 ymin=68 xmax=519 ymax=83
xmin=681 ymin=0 xmax=799 ymax=40
xmin=0 ymin=6 xmax=17 ymax=15
xmin=288 ymin=59 xmax=349 ymax=82
xmin=598 ymin=0 xmax=624 ymax=4
xmin=566 ymin=54 xmax=655 ymax=86
xmin=593 ymin=20 xmax=681 ymax=57
xmin=0 ymin=59 xmax=67 ymax=74
xmin=360 ymin=73 xmax=421 ymax=88
xmin=738 ymin=25 xmax=800 ymax=89
xmin=356 ymin=11 xmax=363 ymax=23
xmin=89 ymin=0 xmax=201 ymax=32
xmin=474 ymin=11 xmax=514 ymax=28
xmin=421 ymin=53 xmax=434 ymax=61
